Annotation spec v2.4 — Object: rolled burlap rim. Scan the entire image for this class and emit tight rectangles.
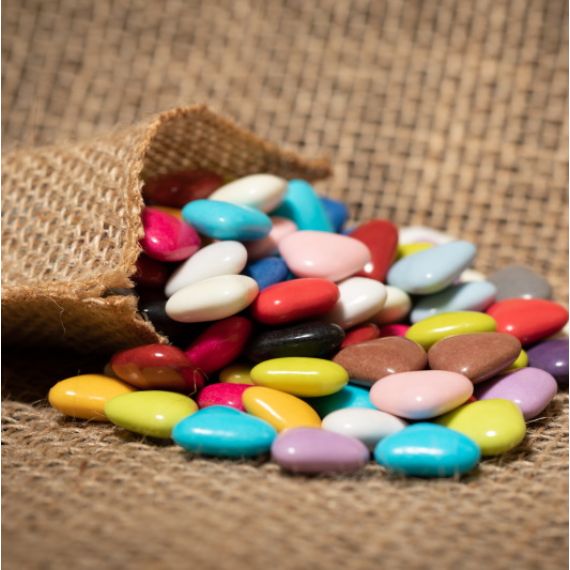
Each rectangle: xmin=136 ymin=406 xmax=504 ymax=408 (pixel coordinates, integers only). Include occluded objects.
xmin=1 ymin=105 xmax=332 ymax=353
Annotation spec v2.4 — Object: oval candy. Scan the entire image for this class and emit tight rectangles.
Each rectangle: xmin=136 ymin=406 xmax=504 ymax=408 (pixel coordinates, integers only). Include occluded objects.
xmin=387 ymin=241 xmax=476 ymax=294
xmin=243 ymin=386 xmax=321 ymax=431
xmin=320 ymin=196 xmax=349 ymax=232
xmin=405 ymin=311 xmax=497 ymax=350
xmin=172 ymin=406 xmax=276 ymax=457
xmin=374 ymin=423 xmax=480 ymax=478
xmin=244 ymin=217 xmax=298 ymax=260
xmin=324 ymin=277 xmax=387 ymax=329
xmin=251 ymin=278 xmax=339 ymax=325
xmin=333 ymin=337 xmax=427 ymax=386
xmin=244 ymin=256 xmax=289 ymax=290
xmin=340 ymin=323 xmax=380 ymax=348
xmin=251 ymin=357 xmax=348 ymax=397
xmin=218 ymin=363 xmax=254 ymax=385
xmin=166 ymin=275 xmax=259 ymax=323
xmin=375 ymin=286 xmax=412 ymax=324
xmin=527 ymin=339 xmax=569 ymax=387
xmin=134 ymin=254 xmax=172 ymax=289
xmin=427 ymin=332 xmax=521 ymax=383
xmin=437 ymin=399 xmax=526 ymax=456
xmin=488 ymin=265 xmax=552 ymax=301
xmin=305 ymin=385 xmax=375 ymax=417
xmin=279 ymin=231 xmax=371 ymax=282
xmin=379 ymin=324 xmax=410 ymax=338
xmin=487 ymin=299 xmax=568 ymax=346
xmin=271 ymin=427 xmax=369 ymax=474
xmin=503 ymin=349 xmax=528 ymax=373
xmin=208 ymin=174 xmax=287 ymax=212
xmin=164 ymin=241 xmax=248 ymax=297
xmin=397 ymin=242 xmax=433 ymax=259
xmin=196 ymin=383 xmax=250 ymax=411
xmin=105 ymin=391 xmax=198 ymax=439
xmin=474 ymin=368 xmax=558 ymax=420
xmin=48 ymin=374 xmax=136 ymax=421
xmin=322 ymin=408 xmax=407 ymax=450
xmin=182 ymin=200 xmax=272 ymax=240
xmin=370 ymin=370 xmax=473 ymax=420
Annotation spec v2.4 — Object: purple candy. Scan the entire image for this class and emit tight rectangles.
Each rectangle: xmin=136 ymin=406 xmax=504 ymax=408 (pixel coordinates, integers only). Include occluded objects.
xmin=271 ymin=427 xmax=370 ymax=474
xmin=527 ymin=339 xmax=569 ymax=388
xmin=474 ymin=367 xmax=558 ymax=420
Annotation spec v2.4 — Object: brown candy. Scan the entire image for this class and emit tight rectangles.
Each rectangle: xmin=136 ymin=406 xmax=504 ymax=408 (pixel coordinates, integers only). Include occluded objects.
xmin=427 ymin=332 xmax=521 ymax=384
xmin=332 ymin=337 xmax=427 ymax=385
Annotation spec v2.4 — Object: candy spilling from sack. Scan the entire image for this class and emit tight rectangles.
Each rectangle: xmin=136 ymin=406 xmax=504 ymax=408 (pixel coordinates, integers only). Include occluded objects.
xmin=48 ymin=171 xmax=569 ymax=477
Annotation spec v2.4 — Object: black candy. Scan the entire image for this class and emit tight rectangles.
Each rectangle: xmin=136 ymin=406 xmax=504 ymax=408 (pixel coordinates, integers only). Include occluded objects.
xmin=246 ymin=321 xmax=345 ymax=363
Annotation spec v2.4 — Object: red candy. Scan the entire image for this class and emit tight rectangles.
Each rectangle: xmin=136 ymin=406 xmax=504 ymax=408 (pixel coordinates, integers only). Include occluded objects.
xmin=379 ymin=324 xmax=410 ymax=337
xmin=351 ymin=219 xmax=398 ymax=282
xmin=140 ymin=207 xmax=201 ymax=262
xmin=134 ymin=254 xmax=171 ymax=289
xmin=184 ymin=316 xmax=253 ymax=374
xmin=487 ymin=299 xmax=568 ymax=346
xmin=340 ymin=323 xmax=380 ymax=348
xmin=143 ymin=170 xmax=224 ymax=208
xmin=111 ymin=344 xmax=205 ymax=392
xmin=196 ymin=383 xmax=250 ymax=411
xmin=251 ymin=278 xmax=339 ymax=325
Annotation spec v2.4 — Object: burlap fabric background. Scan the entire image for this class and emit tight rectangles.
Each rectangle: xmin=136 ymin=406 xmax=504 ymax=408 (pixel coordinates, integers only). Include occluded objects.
xmin=2 ymin=1 xmax=568 ymax=569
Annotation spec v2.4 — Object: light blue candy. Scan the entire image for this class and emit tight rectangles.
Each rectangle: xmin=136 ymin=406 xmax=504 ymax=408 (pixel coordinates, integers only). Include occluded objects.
xmin=172 ymin=406 xmax=277 ymax=458
xmin=387 ymin=241 xmax=476 ymax=295
xmin=244 ymin=257 xmax=289 ymax=290
xmin=272 ymin=180 xmax=333 ymax=232
xmin=305 ymin=384 xmax=374 ymax=418
xmin=374 ymin=423 xmax=480 ymax=478
xmin=410 ymin=281 xmax=497 ymax=323
xmin=320 ymin=197 xmax=349 ymax=233
xmin=182 ymin=200 xmax=272 ymax=240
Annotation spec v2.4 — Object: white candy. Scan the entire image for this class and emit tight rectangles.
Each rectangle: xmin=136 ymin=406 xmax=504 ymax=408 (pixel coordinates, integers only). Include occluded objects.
xmin=459 ymin=269 xmax=487 ymax=283
xmin=165 ymin=275 xmax=258 ymax=323
xmin=325 ymin=277 xmax=386 ymax=329
xmin=322 ymin=408 xmax=407 ymax=450
xmin=375 ymin=286 xmax=412 ymax=324
xmin=164 ymin=241 xmax=247 ymax=297
xmin=399 ymin=225 xmax=456 ymax=245
xmin=209 ymin=174 xmax=287 ymax=213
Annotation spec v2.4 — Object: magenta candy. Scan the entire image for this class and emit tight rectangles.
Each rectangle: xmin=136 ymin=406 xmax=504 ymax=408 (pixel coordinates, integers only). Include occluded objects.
xmin=184 ymin=316 xmax=253 ymax=374
xmin=271 ymin=427 xmax=370 ymax=474
xmin=474 ymin=367 xmax=558 ymax=420
xmin=379 ymin=324 xmax=410 ymax=338
xmin=196 ymin=383 xmax=250 ymax=411
xmin=140 ymin=207 xmax=201 ymax=262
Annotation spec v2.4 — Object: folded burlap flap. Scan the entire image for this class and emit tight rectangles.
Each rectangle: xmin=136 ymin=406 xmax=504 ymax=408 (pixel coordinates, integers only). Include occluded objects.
xmin=1 ymin=105 xmax=332 ymax=353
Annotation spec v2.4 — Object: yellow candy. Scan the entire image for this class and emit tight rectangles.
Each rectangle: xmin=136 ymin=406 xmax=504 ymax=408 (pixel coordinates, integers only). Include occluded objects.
xmin=397 ymin=242 xmax=434 ymax=259
xmin=503 ymin=349 xmax=528 ymax=373
xmin=151 ymin=206 xmax=183 ymax=219
xmin=405 ymin=311 xmax=496 ymax=350
xmin=250 ymin=357 xmax=348 ymax=397
xmin=219 ymin=363 xmax=254 ymax=384
xmin=243 ymin=386 xmax=321 ymax=431
xmin=437 ymin=399 xmax=526 ymax=456
xmin=48 ymin=374 xmax=136 ymax=421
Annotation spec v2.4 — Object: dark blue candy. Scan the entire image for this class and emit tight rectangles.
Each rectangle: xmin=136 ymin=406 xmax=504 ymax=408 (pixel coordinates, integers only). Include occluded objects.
xmin=244 ymin=257 xmax=289 ymax=290
xmin=320 ymin=197 xmax=349 ymax=233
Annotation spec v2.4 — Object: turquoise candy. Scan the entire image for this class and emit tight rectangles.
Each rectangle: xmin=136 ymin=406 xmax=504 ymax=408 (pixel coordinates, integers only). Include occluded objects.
xmin=182 ymin=200 xmax=272 ymax=240
xmin=306 ymin=384 xmax=374 ymax=418
xmin=387 ymin=241 xmax=476 ymax=295
xmin=272 ymin=180 xmax=334 ymax=232
xmin=410 ymin=281 xmax=497 ymax=323
xmin=172 ymin=406 xmax=277 ymax=458
xmin=374 ymin=423 xmax=480 ymax=478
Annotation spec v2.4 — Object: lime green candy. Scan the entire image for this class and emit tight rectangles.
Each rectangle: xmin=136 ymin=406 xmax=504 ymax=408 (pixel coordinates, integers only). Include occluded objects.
xmin=250 ymin=357 xmax=348 ymax=397
xmin=437 ymin=399 xmax=526 ymax=456
xmin=503 ymin=349 xmax=528 ymax=373
xmin=405 ymin=311 xmax=496 ymax=349
xmin=105 ymin=391 xmax=198 ymax=439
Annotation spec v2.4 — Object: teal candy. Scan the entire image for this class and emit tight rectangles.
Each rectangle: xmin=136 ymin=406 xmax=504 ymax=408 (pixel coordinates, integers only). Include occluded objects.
xmin=306 ymin=384 xmax=374 ymax=418
xmin=374 ymin=423 xmax=480 ymax=478
xmin=172 ymin=406 xmax=277 ymax=458
xmin=387 ymin=241 xmax=476 ymax=295
xmin=410 ymin=281 xmax=497 ymax=323
xmin=272 ymin=180 xmax=334 ymax=232
xmin=182 ymin=200 xmax=272 ymax=240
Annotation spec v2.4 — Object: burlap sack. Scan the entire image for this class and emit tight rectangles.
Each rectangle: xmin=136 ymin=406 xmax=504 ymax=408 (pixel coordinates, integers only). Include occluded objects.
xmin=2 ymin=1 xmax=567 ymax=569
xmin=1 ymin=105 xmax=331 ymax=352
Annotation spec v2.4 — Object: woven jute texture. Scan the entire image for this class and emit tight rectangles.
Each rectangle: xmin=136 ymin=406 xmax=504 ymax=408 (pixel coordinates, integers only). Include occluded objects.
xmin=2 ymin=1 xmax=568 ymax=569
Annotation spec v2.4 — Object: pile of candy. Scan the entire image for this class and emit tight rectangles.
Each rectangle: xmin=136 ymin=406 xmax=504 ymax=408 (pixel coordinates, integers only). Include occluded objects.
xmin=48 ymin=171 xmax=569 ymax=477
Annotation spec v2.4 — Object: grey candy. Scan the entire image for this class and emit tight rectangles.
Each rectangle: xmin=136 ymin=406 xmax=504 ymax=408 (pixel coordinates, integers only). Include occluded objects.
xmin=488 ymin=265 xmax=552 ymax=301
